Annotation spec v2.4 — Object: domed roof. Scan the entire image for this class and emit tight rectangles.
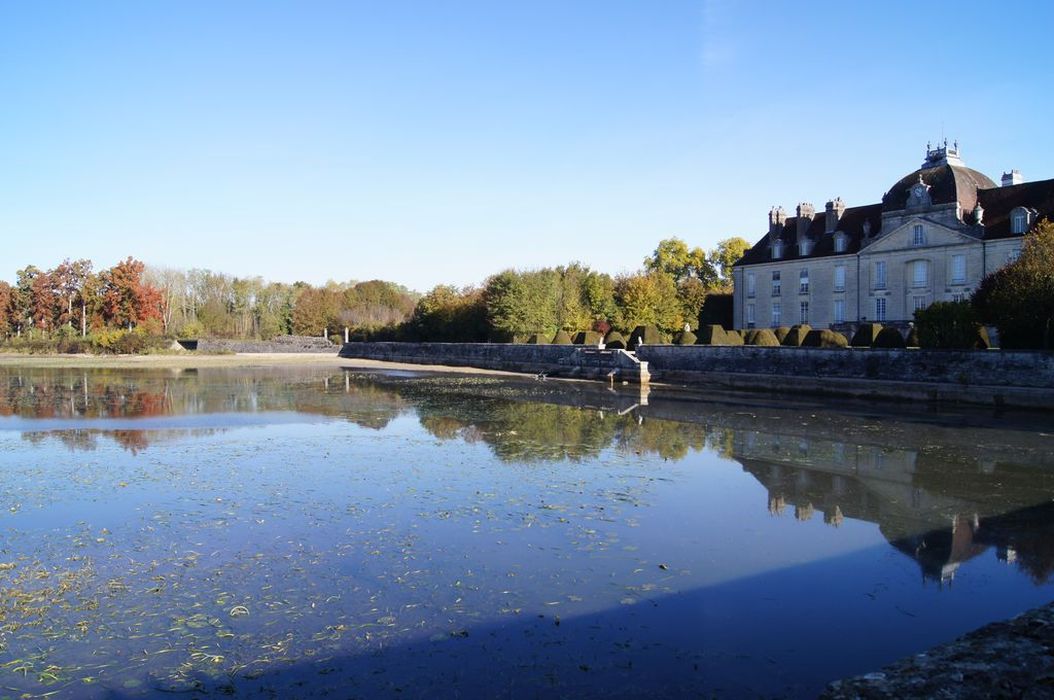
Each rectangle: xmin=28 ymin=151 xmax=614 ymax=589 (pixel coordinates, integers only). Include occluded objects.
xmin=882 ymin=144 xmax=996 ymax=213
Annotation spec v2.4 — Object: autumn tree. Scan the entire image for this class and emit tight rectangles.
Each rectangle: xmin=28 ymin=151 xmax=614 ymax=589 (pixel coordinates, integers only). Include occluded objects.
xmin=97 ymin=257 xmax=163 ymax=330
xmin=291 ymin=286 xmax=341 ymax=336
xmin=708 ymin=237 xmax=751 ymax=288
xmin=644 ymin=237 xmax=717 ymax=287
xmin=0 ymin=282 xmax=11 ymax=338
xmin=408 ymin=285 xmax=488 ymax=342
xmin=614 ymin=271 xmax=683 ymax=333
xmin=973 ymin=219 xmax=1054 ymax=349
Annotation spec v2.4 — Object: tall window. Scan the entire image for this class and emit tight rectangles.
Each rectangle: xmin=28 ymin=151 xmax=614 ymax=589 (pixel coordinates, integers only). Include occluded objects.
xmin=800 ymin=301 xmax=809 ymax=325
xmin=772 ymin=302 xmax=781 ymax=326
xmin=834 ymin=265 xmax=845 ymax=292
xmin=874 ymin=261 xmax=887 ymax=289
xmin=1012 ymin=212 xmax=1027 ymax=234
xmin=772 ymin=241 xmax=783 ymax=259
xmin=799 ymin=268 xmax=809 ymax=294
xmin=746 ymin=271 xmax=756 ymax=298
xmin=912 ymin=224 xmax=925 ymax=246
xmin=771 ymin=271 xmax=781 ymax=296
xmin=951 ymin=254 xmax=966 ymax=283
xmin=834 ymin=234 xmax=846 ymax=253
xmin=912 ymin=260 xmax=928 ymax=287
xmin=875 ymin=298 xmax=886 ymax=322
xmin=833 ymin=299 xmax=845 ymax=324
xmin=746 ymin=303 xmax=755 ymax=328
xmin=913 ymin=296 xmax=927 ymax=312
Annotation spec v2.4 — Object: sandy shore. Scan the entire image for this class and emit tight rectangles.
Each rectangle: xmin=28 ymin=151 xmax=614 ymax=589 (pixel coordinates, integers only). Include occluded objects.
xmin=0 ymin=352 xmax=527 ymax=376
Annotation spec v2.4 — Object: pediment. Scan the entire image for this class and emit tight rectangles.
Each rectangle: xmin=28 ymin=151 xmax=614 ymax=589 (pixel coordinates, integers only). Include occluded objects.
xmin=861 ymin=218 xmax=977 ymax=255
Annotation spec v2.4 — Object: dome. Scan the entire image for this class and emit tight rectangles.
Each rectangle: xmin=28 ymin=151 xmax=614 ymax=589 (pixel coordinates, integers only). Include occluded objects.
xmin=882 ymin=144 xmax=996 ymax=213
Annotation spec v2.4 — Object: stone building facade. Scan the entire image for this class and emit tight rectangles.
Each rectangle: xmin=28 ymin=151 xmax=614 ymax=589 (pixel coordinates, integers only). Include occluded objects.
xmin=731 ymin=143 xmax=1054 ymax=330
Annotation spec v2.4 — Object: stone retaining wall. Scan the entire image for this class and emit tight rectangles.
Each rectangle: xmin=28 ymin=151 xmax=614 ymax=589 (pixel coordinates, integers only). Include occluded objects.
xmin=338 ymin=342 xmax=1054 ymax=408
xmin=195 ymin=336 xmax=337 ymax=354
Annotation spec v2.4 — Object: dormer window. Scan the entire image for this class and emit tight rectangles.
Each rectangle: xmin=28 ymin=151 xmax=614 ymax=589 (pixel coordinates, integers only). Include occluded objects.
xmin=772 ymin=241 xmax=783 ymax=259
xmin=799 ymin=240 xmax=811 ymax=256
xmin=912 ymin=224 xmax=926 ymax=246
xmin=1011 ymin=208 xmax=1030 ymax=234
xmin=834 ymin=233 xmax=847 ymax=253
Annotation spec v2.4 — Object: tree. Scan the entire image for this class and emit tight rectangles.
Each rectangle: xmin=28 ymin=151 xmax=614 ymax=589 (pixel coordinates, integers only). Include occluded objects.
xmin=614 ymin=271 xmax=683 ymax=333
xmin=709 ymin=237 xmax=751 ymax=288
xmin=643 ymin=237 xmax=715 ymax=284
xmin=409 ymin=285 xmax=488 ymax=342
xmin=0 ymin=282 xmax=11 ymax=338
xmin=973 ymin=219 xmax=1054 ymax=349
xmin=291 ymin=287 xmax=340 ymax=336
xmin=98 ymin=257 xmax=163 ymax=330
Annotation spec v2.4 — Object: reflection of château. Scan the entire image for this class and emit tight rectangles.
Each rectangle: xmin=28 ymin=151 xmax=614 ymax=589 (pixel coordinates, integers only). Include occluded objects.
xmin=733 ymin=422 xmax=1054 ymax=585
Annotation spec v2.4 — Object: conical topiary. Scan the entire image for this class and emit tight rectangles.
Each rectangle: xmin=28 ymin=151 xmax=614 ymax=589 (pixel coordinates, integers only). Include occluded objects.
xmin=851 ymin=323 xmax=883 ymax=347
xmin=604 ymin=331 xmax=627 ymax=349
xmin=673 ymin=330 xmax=698 ymax=345
xmin=750 ymin=328 xmax=780 ymax=346
xmin=628 ymin=324 xmax=667 ymax=349
xmin=697 ymin=325 xmax=730 ymax=345
xmin=573 ymin=330 xmax=604 ymax=346
xmin=552 ymin=329 xmax=573 ymax=345
xmin=872 ymin=327 xmax=906 ymax=348
xmin=774 ymin=326 xmax=792 ymax=343
xmin=781 ymin=324 xmax=812 ymax=346
xmin=525 ymin=333 xmax=550 ymax=345
xmin=725 ymin=329 xmax=745 ymax=346
xmin=802 ymin=329 xmax=849 ymax=348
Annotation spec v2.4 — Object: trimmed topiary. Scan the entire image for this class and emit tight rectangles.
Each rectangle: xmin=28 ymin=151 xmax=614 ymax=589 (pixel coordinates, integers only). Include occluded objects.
xmin=743 ymin=329 xmax=760 ymax=345
xmin=781 ymin=324 xmax=812 ymax=346
xmin=905 ymin=325 xmax=920 ymax=348
xmin=673 ymin=330 xmax=698 ymax=345
xmin=628 ymin=324 xmax=667 ymax=349
xmin=750 ymin=328 xmax=780 ymax=346
xmin=872 ymin=327 xmax=906 ymax=349
xmin=525 ymin=333 xmax=550 ymax=345
xmin=552 ymin=330 xmax=573 ymax=345
xmin=850 ymin=323 xmax=883 ymax=347
xmin=774 ymin=326 xmax=792 ymax=343
xmin=573 ymin=330 xmax=604 ymax=345
xmin=604 ymin=331 xmax=627 ymax=349
xmin=725 ymin=329 xmax=745 ymax=346
xmin=697 ymin=325 xmax=730 ymax=345
xmin=802 ymin=329 xmax=849 ymax=348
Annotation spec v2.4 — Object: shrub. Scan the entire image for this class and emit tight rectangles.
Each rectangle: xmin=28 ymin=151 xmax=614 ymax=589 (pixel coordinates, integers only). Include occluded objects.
xmin=592 ymin=320 xmax=612 ymax=336
xmin=725 ymin=329 xmax=745 ymax=346
xmin=914 ymin=301 xmax=988 ymax=349
xmin=552 ymin=330 xmax=573 ymax=345
xmin=802 ymin=329 xmax=849 ymax=348
xmin=743 ymin=329 xmax=760 ymax=345
xmin=773 ymin=326 xmax=792 ymax=343
xmin=699 ymin=293 xmax=733 ymax=329
xmin=628 ymin=324 xmax=667 ymax=349
xmin=781 ymin=324 xmax=811 ymax=346
xmin=673 ymin=330 xmax=697 ymax=345
xmin=872 ymin=327 xmax=906 ymax=349
xmin=850 ymin=323 xmax=883 ymax=347
xmin=573 ymin=330 xmax=604 ymax=345
xmin=749 ymin=328 xmax=780 ymax=346
xmin=525 ymin=333 xmax=549 ymax=344
xmin=905 ymin=325 xmax=920 ymax=348
xmin=604 ymin=331 xmax=627 ymax=349
xmin=697 ymin=325 xmax=730 ymax=345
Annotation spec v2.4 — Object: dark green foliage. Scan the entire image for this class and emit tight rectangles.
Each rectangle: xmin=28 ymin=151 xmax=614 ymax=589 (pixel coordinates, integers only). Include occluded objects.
xmin=699 ymin=293 xmax=733 ymax=329
xmin=552 ymin=329 xmax=573 ymax=345
xmin=913 ymin=302 xmax=989 ymax=349
xmin=851 ymin=323 xmax=883 ymax=347
xmin=872 ymin=326 xmax=906 ymax=348
xmin=781 ymin=324 xmax=811 ymax=346
xmin=696 ymin=324 xmax=730 ymax=345
xmin=905 ymin=326 xmax=920 ymax=348
xmin=407 ymin=286 xmax=489 ymax=342
xmin=573 ymin=330 xmax=604 ymax=345
xmin=773 ymin=326 xmax=791 ymax=343
xmin=749 ymin=328 xmax=780 ymax=346
xmin=628 ymin=324 xmax=667 ymax=349
xmin=604 ymin=331 xmax=627 ymax=349
xmin=673 ymin=330 xmax=697 ymax=345
xmin=972 ymin=220 xmax=1054 ymax=349
xmin=802 ymin=329 xmax=849 ymax=348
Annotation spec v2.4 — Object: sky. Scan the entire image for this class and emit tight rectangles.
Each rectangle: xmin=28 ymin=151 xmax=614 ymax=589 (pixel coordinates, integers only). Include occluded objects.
xmin=2 ymin=0 xmax=1053 ymax=292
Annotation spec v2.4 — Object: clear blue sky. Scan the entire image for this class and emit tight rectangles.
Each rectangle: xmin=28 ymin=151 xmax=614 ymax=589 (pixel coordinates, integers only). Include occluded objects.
xmin=2 ymin=1 xmax=1052 ymax=291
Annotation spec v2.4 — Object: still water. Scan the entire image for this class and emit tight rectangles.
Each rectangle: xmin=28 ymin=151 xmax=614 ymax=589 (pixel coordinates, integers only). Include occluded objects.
xmin=0 ymin=366 xmax=1052 ymax=698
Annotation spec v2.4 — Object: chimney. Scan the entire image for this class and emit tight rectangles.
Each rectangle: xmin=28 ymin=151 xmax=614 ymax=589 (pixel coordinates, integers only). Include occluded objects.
xmin=768 ymin=206 xmax=786 ymax=237
xmin=824 ymin=197 xmax=845 ymax=234
xmin=1002 ymin=170 xmax=1023 ymax=187
xmin=796 ymin=202 xmax=814 ymax=245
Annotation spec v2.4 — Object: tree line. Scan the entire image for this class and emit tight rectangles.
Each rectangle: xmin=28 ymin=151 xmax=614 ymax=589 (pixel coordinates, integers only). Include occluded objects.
xmin=0 ymin=236 xmax=751 ymax=349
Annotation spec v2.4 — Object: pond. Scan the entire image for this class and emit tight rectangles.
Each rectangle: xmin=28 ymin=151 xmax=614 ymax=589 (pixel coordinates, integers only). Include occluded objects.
xmin=0 ymin=365 xmax=1052 ymax=698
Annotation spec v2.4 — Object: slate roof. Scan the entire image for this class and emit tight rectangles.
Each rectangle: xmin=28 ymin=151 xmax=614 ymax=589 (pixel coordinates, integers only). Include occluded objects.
xmin=734 ymin=162 xmax=1054 ymax=268
xmin=735 ymin=203 xmax=882 ymax=267
xmin=882 ymin=164 xmax=996 ymax=213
